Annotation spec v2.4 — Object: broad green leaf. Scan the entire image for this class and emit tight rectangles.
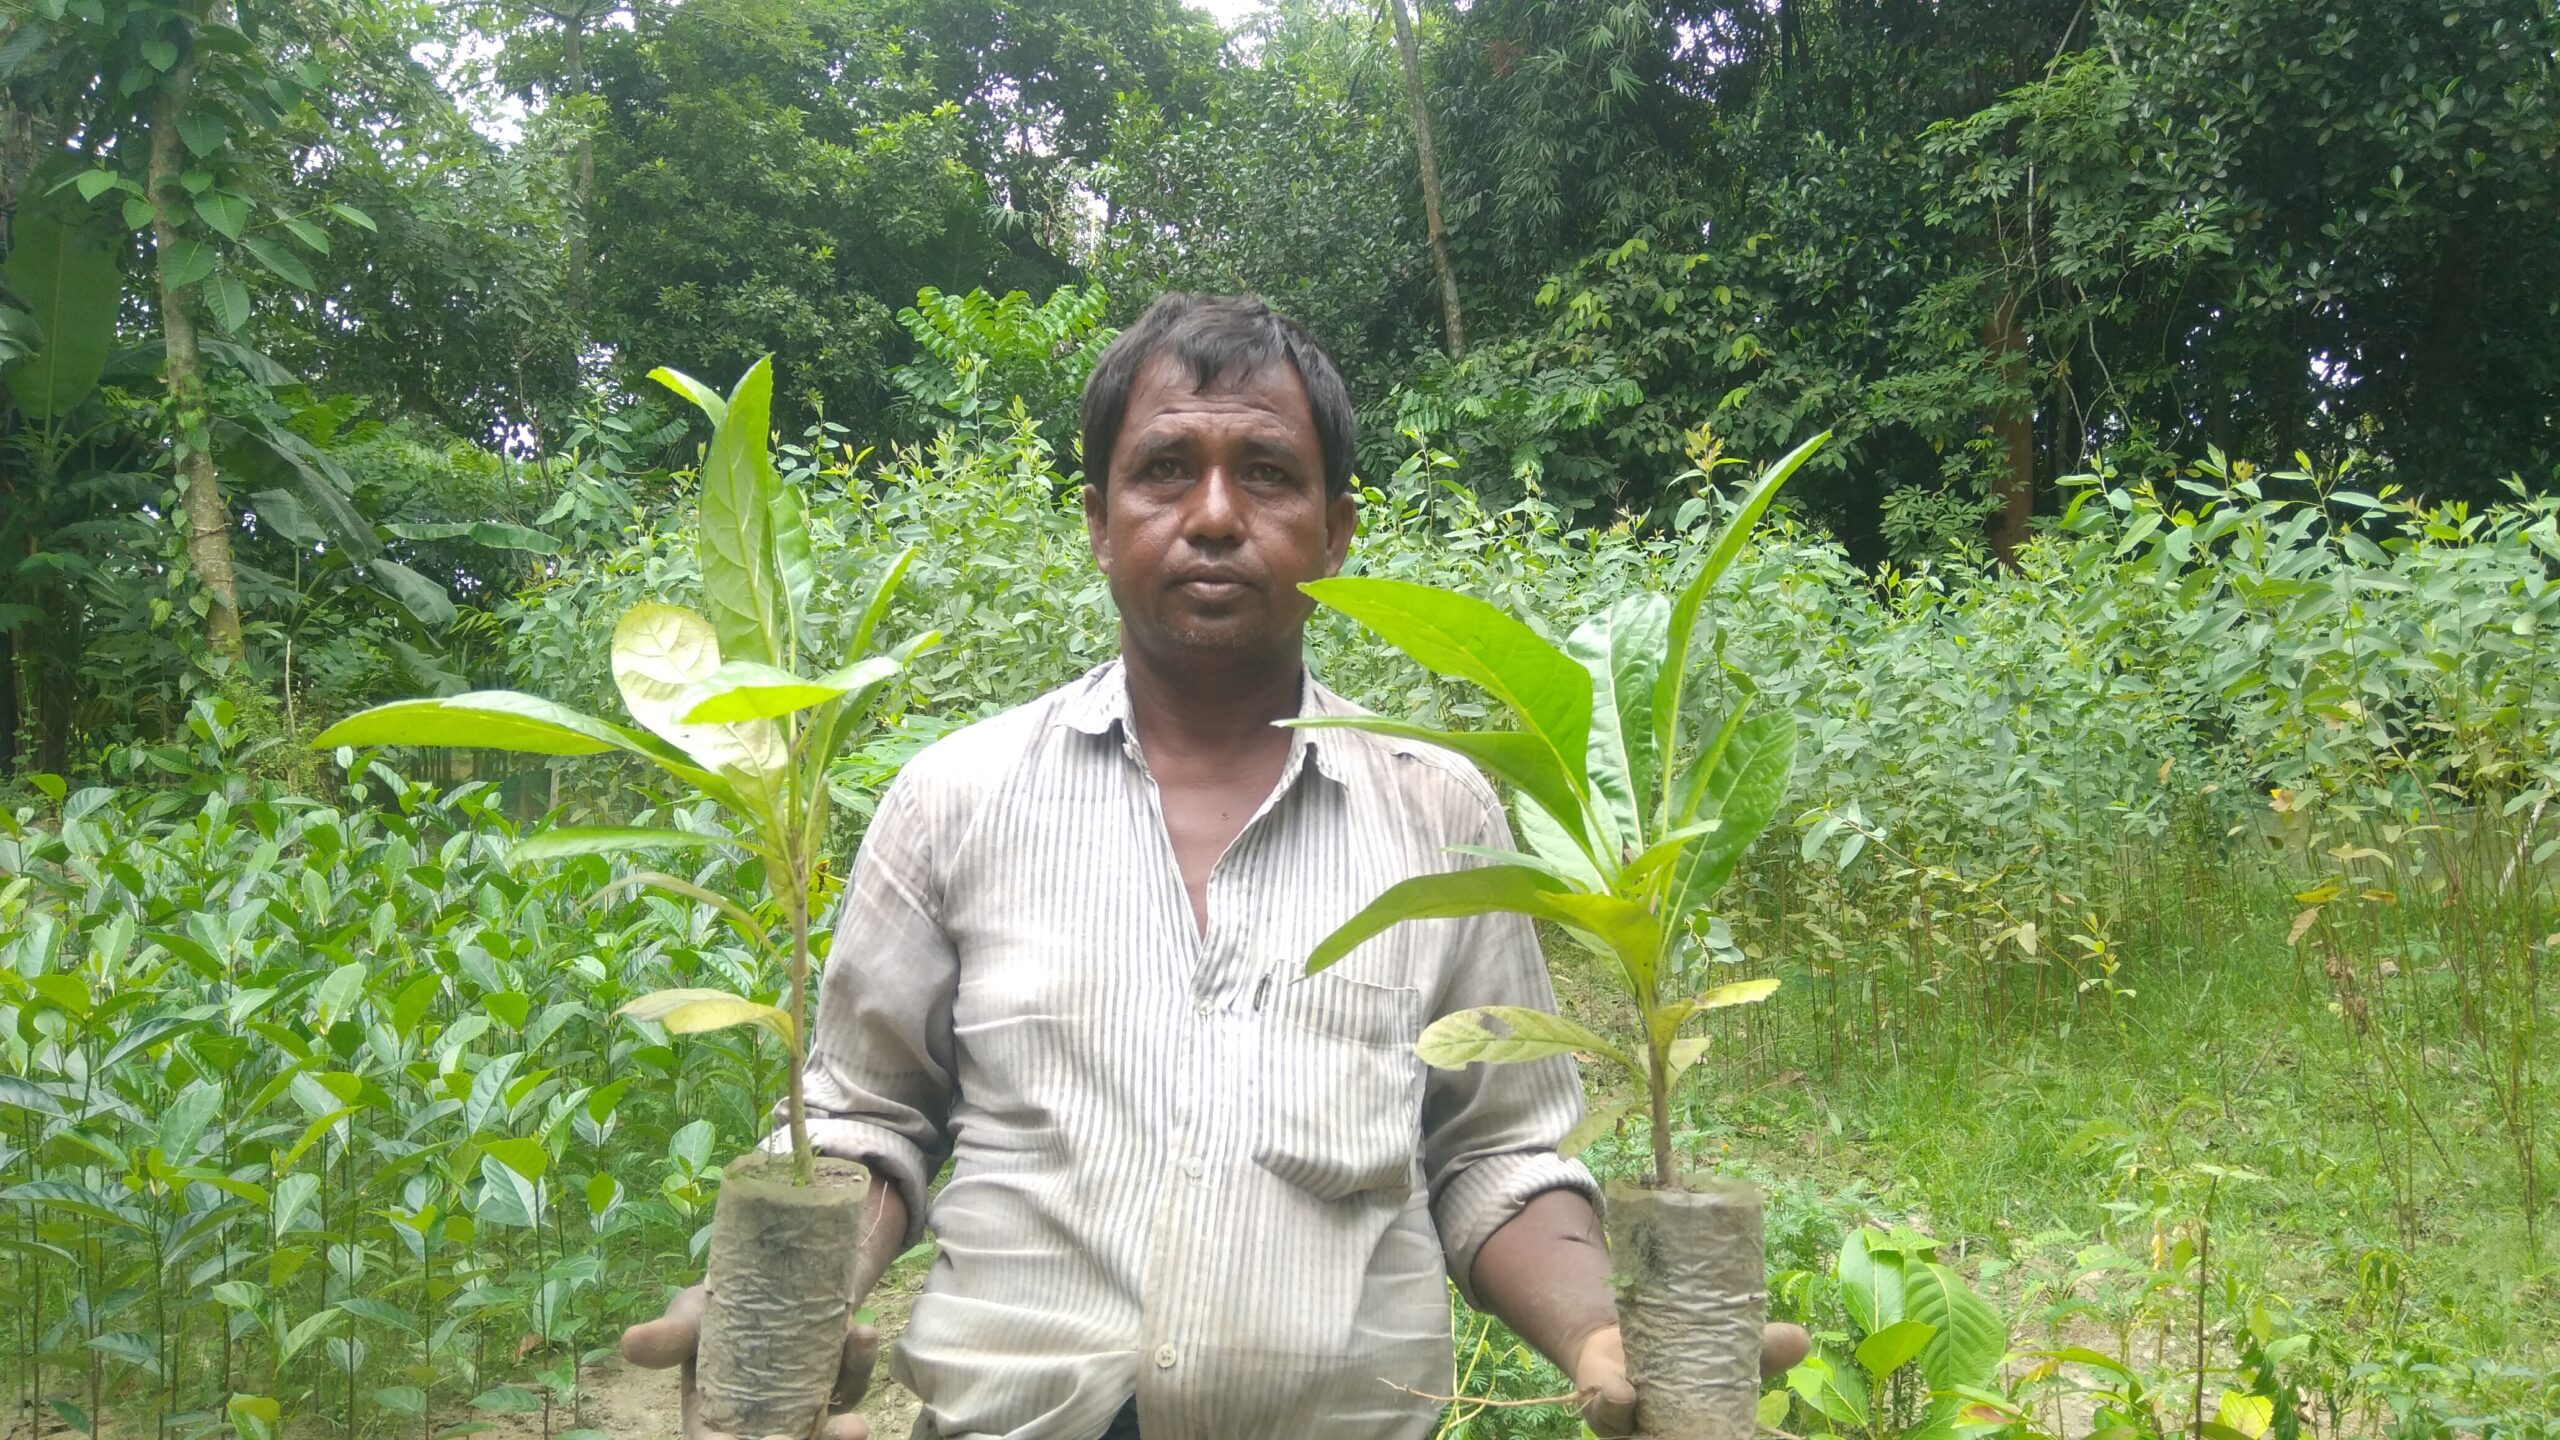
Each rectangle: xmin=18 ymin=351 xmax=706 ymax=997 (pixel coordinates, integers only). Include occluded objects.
xmin=593 ymin=870 xmax=772 ymax=951
xmin=1621 ymin=819 xmax=1721 ymax=886
xmin=1837 ymin=1229 xmax=1906 ymax=1335
xmin=1559 ymin=1097 xmax=1639 ymax=1158
xmin=313 ymin=691 xmax=644 ymax=757
xmin=474 ymin=1153 xmax=540 ymax=1229
xmin=619 ymin=988 xmax=795 ymax=1048
xmin=177 ymin=112 xmax=231 ymax=156
xmin=649 ymin=365 xmax=727 ymax=425
xmin=847 ymin=545 xmax=919 ymax=660
xmin=1663 ymin=1033 xmax=1709 ymax=1082
xmin=508 ymin=826 xmax=731 ymax=865
xmin=4 ymin=205 xmax=118 ymax=418
xmin=1513 ymin=790 xmax=1605 ymax=891
xmin=1693 ymin=978 xmax=1780 ymax=1012
xmin=90 ymin=1331 xmax=161 ymax=1376
xmin=327 ymin=203 xmax=376 ymax=232
xmin=1415 ymin=1006 xmax=1637 ymax=1076
xmin=0 ymin=1075 xmax=64 ymax=1117
xmin=1906 ymin=1261 xmax=2005 ymax=1389
xmin=365 ymin=558 xmax=455 ymax=628
xmin=696 ymin=358 xmax=786 ymax=667
xmin=1787 ymin=1353 xmax=1869 ymax=1427
xmin=1538 ymin=891 xmax=1665 ymax=995
xmin=1283 ymin=716 xmax=1592 ymax=851
xmin=1654 ymin=431 xmax=1826 ymax=792
xmin=193 ymin=191 xmax=247 ymax=239
xmin=679 ymin=654 xmax=900 ymax=724
xmin=1664 ymin=707 xmax=1797 ymax=925
xmin=1567 ymin=594 xmax=1670 ymax=862
xmin=1301 ymin=577 xmax=1591 ymax=787
xmin=482 ymin=1135 xmax=548 ymax=1182
xmin=1755 ymin=1390 xmax=1791 ymax=1430
xmin=1856 ymin=1318 xmax=1937 ymax=1380
xmin=1304 ymin=863 xmax=1570 ymax=975
xmin=338 ymin=1298 xmax=418 ymax=1333
xmin=205 ymin=273 xmax=250 ymax=334
xmin=278 ymin=1308 xmax=342 ymax=1362
xmin=228 ymin=1395 xmax=281 ymax=1440
xmin=2215 ymin=1391 xmax=2276 ymax=1440
xmin=239 ymin=234 xmax=314 ymax=290
xmin=610 ymin=603 xmax=785 ymax=778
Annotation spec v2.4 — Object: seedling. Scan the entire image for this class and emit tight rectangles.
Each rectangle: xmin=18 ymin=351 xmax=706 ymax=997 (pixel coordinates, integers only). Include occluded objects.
xmin=1297 ymin=432 xmax=1828 ymax=1187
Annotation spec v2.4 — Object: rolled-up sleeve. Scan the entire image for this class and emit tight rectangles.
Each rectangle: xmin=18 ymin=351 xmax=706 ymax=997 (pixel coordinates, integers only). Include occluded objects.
xmin=1419 ymin=795 xmax=1600 ymax=1305
xmin=781 ymin=771 xmax=956 ymax=1248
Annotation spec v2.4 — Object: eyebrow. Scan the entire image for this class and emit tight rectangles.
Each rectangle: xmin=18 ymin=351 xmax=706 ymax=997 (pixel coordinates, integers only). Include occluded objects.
xmin=1125 ymin=430 xmax=1312 ymax=470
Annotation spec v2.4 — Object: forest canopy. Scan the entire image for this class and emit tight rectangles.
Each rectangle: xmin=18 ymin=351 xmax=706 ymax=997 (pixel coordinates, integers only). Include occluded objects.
xmin=3 ymin=0 xmax=2556 ymax=765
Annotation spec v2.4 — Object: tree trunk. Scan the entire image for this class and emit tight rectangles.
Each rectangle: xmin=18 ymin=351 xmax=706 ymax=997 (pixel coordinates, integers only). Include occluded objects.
xmin=563 ymin=10 xmax=593 ymax=312
xmin=147 ymin=39 xmax=244 ymax=660
xmin=1386 ymin=0 xmax=1464 ymax=359
xmin=0 ymin=623 xmax=17 ymax=775
xmin=1984 ymin=292 xmax=2034 ymax=567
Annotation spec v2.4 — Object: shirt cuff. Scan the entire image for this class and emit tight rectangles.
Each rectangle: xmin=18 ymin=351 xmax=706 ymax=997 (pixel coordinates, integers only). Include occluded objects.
xmin=761 ymin=1118 xmax=936 ymax=1249
xmin=1432 ymin=1150 xmax=1601 ymax=1307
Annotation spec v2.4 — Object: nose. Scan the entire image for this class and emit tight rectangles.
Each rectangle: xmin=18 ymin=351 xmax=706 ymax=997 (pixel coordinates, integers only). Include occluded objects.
xmin=1181 ymin=464 xmax=1246 ymax=547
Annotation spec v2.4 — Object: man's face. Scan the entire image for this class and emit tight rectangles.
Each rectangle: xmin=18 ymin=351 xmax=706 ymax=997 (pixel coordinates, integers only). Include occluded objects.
xmin=1084 ymin=353 xmax=1356 ymax=669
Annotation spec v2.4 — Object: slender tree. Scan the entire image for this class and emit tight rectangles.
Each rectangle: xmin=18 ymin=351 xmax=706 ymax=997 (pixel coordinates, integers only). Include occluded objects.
xmin=1386 ymin=0 xmax=1463 ymax=358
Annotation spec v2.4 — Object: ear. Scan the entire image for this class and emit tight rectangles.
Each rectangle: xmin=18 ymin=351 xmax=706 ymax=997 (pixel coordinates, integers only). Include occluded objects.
xmin=1081 ymin=483 xmax=1110 ymax=573
xmin=1320 ymin=488 xmax=1357 ymax=578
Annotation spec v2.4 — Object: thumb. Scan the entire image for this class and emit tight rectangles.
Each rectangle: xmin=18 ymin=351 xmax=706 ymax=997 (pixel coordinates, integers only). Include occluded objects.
xmin=621 ymin=1284 xmax=707 ymax=1370
xmin=1579 ymin=1373 xmax=1638 ymax=1439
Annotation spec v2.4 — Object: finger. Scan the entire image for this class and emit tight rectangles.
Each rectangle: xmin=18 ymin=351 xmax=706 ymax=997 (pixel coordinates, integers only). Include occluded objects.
xmin=1761 ymin=1321 xmax=1812 ymax=1378
xmin=828 ymin=1323 xmax=881 ymax=1412
xmin=817 ymin=1416 xmax=870 ymax=1440
xmin=1580 ymin=1380 xmax=1639 ymax=1440
xmin=623 ymin=1284 xmax=709 ymax=1370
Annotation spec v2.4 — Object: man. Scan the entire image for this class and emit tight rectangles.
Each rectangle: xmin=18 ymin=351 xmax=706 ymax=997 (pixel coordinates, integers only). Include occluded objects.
xmin=623 ymin=294 xmax=1806 ymax=1439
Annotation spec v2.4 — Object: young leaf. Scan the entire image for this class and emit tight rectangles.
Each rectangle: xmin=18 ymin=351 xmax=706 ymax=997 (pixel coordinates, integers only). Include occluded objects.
xmin=1856 ymin=1318 xmax=1938 ymax=1381
xmin=649 ymin=365 xmax=728 ymax=426
xmin=1415 ymin=1006 xmax=1638 ymax=1076
xmin=312 ymin=690 xmax=646 ymax=757
xmin=1663 ymin=707 xmax=1798 ymax=924
xmin=1692 ymin=977 xmax=1780 ymax=1012
xmin=1568 ymin=595 xmax=1670 ymax=859
xmin=1837 ymin=1229 xmax=1906 ymax=1335
xmin=1906 ymin=1261 xmax=2005 ymax=1390
xmin=1304 ymin=864 xmax=1572 ymax=975
xmin=619 ymin=988 xmax=795 ymax=1047
xmin=610 ymin=603 xmax=785 ymax=779
xmin=696 ymin=357 xmax=787 ymax=667
xmin=846 ymin=545 xmax=920 ymax=660
xmin=1284 ymin=716 xmax=1592 ymax=851
xmin=771 ymin=481 xmax=814 ymax=661
xmin=678 ymin=654 xmax=900 ymax=724
xmin=1558 ymin=1097 xmax=1640 ymax=1158
xmin=1301 ymin=576 xmax=1592 ymax=786
xmin=507 ymin=827 xmax=731 ymax=865
xmin=239 ymin=234 xmax=314 ymax=290
xmin=1654 ymin=432 xmax=1827 ymax=790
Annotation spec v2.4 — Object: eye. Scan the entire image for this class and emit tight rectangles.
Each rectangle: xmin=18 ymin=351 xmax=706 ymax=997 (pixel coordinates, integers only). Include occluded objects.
xmin=1142 ymin=456 xmax=1188 ymax=481
xmin=1249 ymin=463 xmax=1292 ymax=486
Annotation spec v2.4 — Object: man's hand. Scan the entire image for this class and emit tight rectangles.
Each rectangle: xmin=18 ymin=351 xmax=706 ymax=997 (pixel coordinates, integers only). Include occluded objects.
xmin=619 ymin=1283 xmax=877 ymax=1440
xmin=619 ymin=1176 xmax=909 ymax=1440
xmin=1570 ymin=1321 xmax=1816 ymax=1439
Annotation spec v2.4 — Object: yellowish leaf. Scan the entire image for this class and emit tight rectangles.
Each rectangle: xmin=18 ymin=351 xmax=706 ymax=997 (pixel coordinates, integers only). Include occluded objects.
xmin=619 ymin=987 xmax=795 ymax=1047
xmin=2287 ymin=908 xmax=2321 ymax=946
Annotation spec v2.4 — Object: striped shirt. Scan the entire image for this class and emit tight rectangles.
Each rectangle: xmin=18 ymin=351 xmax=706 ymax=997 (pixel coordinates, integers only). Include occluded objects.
xmin=795 ymin=659 xmax=1596 ymax=1440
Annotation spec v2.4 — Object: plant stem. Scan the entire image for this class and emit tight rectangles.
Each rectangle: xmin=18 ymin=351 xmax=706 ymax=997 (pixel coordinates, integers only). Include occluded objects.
xmin=1647 ymin=1046 xmax=1674 ymax=1187
xmin=786 ymin=877 xmax=815 ymax=1186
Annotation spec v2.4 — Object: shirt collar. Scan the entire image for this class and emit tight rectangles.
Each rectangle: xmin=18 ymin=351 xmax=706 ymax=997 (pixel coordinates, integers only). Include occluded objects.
xmin=1060 ymin=659 xmax=1352 ymax=787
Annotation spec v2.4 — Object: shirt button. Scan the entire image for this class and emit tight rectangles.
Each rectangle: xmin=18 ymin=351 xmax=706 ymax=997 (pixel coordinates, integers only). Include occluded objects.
xmin=1182 ymin=1156 xmax=1204 ymax=1180
xmin=1154 ymin=1343 xmax=1178 ymax=1369
xmin=1194 ymin=997 xmax=1214 ymax=1016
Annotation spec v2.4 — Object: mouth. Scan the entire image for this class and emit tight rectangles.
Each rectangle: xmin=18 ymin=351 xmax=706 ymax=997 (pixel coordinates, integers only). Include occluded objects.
xmin=1170 ymin=573 xmax=1256 ymax=599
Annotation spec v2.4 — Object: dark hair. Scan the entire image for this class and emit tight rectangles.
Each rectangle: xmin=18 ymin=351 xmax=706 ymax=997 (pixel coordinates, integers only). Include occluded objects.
xmin=1079 ymin=293 xmax=1357 ymax=497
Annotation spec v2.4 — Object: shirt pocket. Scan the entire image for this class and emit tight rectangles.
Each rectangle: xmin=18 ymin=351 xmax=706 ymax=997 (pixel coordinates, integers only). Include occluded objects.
xmin=1252 ymin=974 xmax=1426 ymax=1203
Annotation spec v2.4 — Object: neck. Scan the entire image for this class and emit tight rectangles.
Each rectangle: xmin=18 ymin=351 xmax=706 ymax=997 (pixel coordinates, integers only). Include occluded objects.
xmin=1119 ymin=634 xmax=1305 ymax=759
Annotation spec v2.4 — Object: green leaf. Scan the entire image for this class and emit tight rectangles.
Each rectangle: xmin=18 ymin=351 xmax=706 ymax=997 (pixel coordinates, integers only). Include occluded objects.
xmin=1415 ymin=1006 xmax=1637 ymax=1075
xmin=1304 ymin=863 xmax=1570 ymax=975
xmin=619 ymin=988 xmax=794 ymax=1047
xmin=846 ymin=545 xmax=918 ymax=660
xmin=1787 ymin=1354 xmax=1869 ymax=1427
xmin=610 ymin=603 xmax=785 ymax=778
xmin=1906 ymin=1262 xmax=2005 ymax=1389
xmin=228 ymin=1395 xmax=281 ymax=1440
xmin=1856 ymin=1318 xmax=1937 ymax=1380
xmin=160 ymin=234 xmax=217 ymax=289
xmin=4 ymin=205 xmax=119 ymax=418
xmin=193 ymin=191 xmax=247 ymax=239
xmin=594 ymin=870 xmax=773 ymax=952
xmin=1282 ymin=716 xmax=1592 ymax=851
xmin=508 ymin=826 xmax=732 ymax=865
xmin=1663 ymin=1033 xmax=1709 ymax=1082
xmin=1664 ymin=706 xmax=1797 ymax=924
xmin=1837 ymin=1229 xmax=1906 ymax=1335
xmin=1693 ymin=977 xmax=1780 ymax=1012
xmin=482 ymin=1136 xmax=548 ymax=1182
xmin=140 ymin=38 xmax=178 ymax=69
xmin=696 ymin=358 xmax=786 ymax=667
xmin=312 ymin=690 xmax=651 ymax=757
xmin=771 ymin=481 xmax=814 ymax=657
xmin=239 ymin=234 xmax=313 ymax=290
xmin=326 ymin=203 xmax=376 ymax=232
xmin=157 ymin=1080 xmax=222 ymax=1164
xmin=1558 ymin=1097 xmax=1638 ymax=1158
xmin=1655 ymin=432 xmax=1826 ymax=788
xmin=177 ymin=112 xmax=230 ymax=156
xmin=1755 ymin=1390 xmax=1791 ymax=1430
xmin=678 ymin=655 xmax=900 ymax=724
xmin=365 ymin=558 xmax=455 ymax=628
xmin=279 ymin=215 xmax=328 ymax=254
xmin=649 ymin=365 xmax=727 ymax=425
xmin=73 ymin=170 xmax=123 ymax=202
xmin=276 ymin=1308 xmax=342 ymax=1363
xmin=205 ymin=273 xmax=249 ymax=334
xmin=1567 ymin=594 xmax=1669 ymax=860
xmin=474 ymin=1154 xmax=540 ymax=1229
xmin=384 ymin=520 xmax=562 ymax=554
xmin=1300 ymin=576 xmax=1592 ymax=791
xmin=0 ymin=1076 xmax=64 ymax=1118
